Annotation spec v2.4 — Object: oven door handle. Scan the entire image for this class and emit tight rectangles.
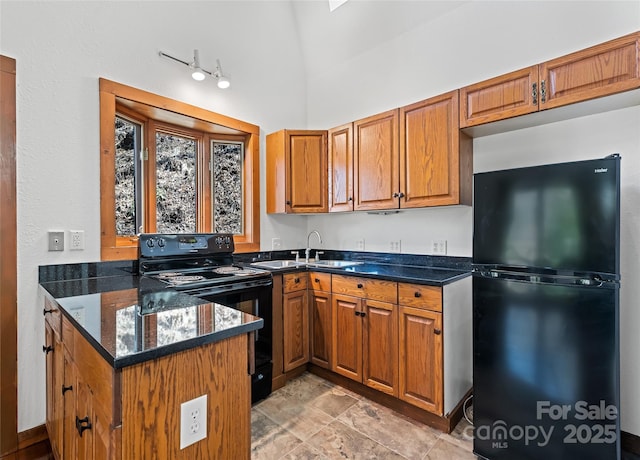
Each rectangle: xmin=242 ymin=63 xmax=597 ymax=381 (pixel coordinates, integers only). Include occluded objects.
xmin=186 ymin=278 xmax=273 ymax=297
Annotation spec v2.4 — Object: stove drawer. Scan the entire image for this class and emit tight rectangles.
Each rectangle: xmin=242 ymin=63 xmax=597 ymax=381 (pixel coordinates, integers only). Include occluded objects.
xmin=283 ymin=272 xmax=308 ymax=293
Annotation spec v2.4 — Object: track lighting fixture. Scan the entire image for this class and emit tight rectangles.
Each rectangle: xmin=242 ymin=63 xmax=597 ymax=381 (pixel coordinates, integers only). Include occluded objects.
xmin=159 ymin=49 xmax=230 ymax=89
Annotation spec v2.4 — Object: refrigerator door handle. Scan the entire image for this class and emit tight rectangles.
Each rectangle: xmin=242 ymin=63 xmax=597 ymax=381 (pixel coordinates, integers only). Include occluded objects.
xmin=475 ymin=269 xmax=611 ymax=288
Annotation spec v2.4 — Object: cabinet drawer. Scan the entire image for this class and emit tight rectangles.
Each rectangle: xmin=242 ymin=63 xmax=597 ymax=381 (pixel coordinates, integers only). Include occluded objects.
xmin=43 ymin=297 xmax=62 ymax=336
xmin=398 ymin=283 xmax=442 ymax=312
xmin=332 ymin=274 xmax=397 ymax=304
xmin=309 ymin=272 xmax=331 ymax=291
xmin=283 ymin=272 xmax=308 ymax=293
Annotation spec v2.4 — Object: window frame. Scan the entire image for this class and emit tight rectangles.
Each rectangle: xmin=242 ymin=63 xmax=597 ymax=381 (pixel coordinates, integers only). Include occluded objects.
xmin=100 ymin=78 xmax=260 ymax=260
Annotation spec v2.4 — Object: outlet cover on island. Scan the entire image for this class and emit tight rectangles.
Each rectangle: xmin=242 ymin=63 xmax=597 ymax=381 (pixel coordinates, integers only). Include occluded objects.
xmin=432 ymin=240 xmax=447 ymax=255
xmin=180 ymin=394 xmax=207 ymax=449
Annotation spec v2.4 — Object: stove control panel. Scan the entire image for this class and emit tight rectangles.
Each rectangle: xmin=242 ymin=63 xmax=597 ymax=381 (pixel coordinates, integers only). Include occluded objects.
xmin=139 ymin=233 xmax=235 ymax=258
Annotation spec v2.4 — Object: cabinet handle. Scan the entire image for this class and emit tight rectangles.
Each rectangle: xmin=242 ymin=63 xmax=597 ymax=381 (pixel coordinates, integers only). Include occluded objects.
xmin=294 ymin=278 xmax=300 ymax=283
xmin=360 ymin=311 xmax=366 ymax=317
xmin=42 ymin=345 xmax=53 ymax=354
xmin=357 ymin=283 xmax=363 ymax=288
xmin=392 ymin=192 xmax=399 ymax=198
xmin=434 ymin=329 xmax=442 ymax=335
xmin=414 ymin=291 xmax=422 ymax=298
xmin=75 ymin=416 xmax=92 ymax=437
xmin=355 ymin=311 xmax=361 ymax=317
xmin=398 ymin=192 xmax=405 ymax=198
xmin=348 ymin=197 xmax=353 ymax=202
xmin=62 ymin=385 xmax=73 ymax=395
xmin=314 ymin=278 xmax=320 ymax=283
xmin=43 ymin=308 xmax=54 ymax=316
xmin=532 ymin=82 xmax=538 ymax=105
xmin=540 ymin=80 xmax=546 ymax=103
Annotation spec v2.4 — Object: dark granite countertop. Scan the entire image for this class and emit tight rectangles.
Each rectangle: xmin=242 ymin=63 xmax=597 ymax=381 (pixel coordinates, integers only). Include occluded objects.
xmin=39 ymin=273 xmax=264 ymax=369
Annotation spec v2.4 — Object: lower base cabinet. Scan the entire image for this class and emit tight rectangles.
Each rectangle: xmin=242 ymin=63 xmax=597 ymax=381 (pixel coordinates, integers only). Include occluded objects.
xmin=44 ymin=294 xmax=252 ymax=460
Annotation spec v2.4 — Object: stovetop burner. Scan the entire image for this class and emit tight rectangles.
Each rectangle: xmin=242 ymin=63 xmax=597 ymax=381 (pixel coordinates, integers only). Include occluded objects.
xmin=138 ymin=233 xmax=272 ymax=292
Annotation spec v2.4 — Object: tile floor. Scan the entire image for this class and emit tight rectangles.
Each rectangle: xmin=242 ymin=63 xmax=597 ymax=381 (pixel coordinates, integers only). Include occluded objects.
xmin=251 ymin=372 xmax=475 ymax=460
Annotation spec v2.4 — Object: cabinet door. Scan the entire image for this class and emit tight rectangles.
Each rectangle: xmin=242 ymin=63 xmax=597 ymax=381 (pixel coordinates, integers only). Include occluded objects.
xmin=310 ymin=290 xmax=332 ymax=369
xmin=400 ymin=91 xmax=471 ymax=208
xmin=331 ymin=294 xmax=362 ymax=381
xmin=287 ymin=131 xmax=328 ymax=213
xmin=283 ymin=290 xmax=310 ymax=371
xmin=398 ymin=306 xmax=443 ymax=415
xmin=540 ymin=31 xmax=640 ymax=110
xmin=460 ymin=65 xmax=539 ymax=128
xmin=62 ymin=349 xmax=76 ymax=460
xmin=353 ymin=109 xmax=400 ymax=211
xmin=74 ymin=379 xmax=94 ymax=460
xmin=362 ymin=300 xmax=398 ymax=396
xmin=328 ymin=123 xmax=353 ymax=212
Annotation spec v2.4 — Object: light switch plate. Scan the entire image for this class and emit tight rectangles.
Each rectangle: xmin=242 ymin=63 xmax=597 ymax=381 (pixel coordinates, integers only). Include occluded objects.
xmin=48 ymin=231 xmax=64 ymax=251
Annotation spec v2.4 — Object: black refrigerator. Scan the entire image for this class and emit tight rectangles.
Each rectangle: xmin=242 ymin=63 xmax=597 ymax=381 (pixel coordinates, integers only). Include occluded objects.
xmin=472 ymin=155 xmax=621 ymax=460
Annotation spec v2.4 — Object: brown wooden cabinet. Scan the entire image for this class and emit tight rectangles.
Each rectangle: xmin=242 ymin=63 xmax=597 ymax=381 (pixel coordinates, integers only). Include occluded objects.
xmin=283 ymin=272 xmax=310 ymax=371
xmin=309 ymin=272 xmax=332 ymax=369
xmin=266 ymin=129 xmax=328 ymax=214
xmin=331 ymin=275 xmax=398 ymax=396
xmin=44 ymin=292 xmax=253 ymax=460
xmin=353 ymin=109 xmax=400 ymax=211
xmin=399 ymin=90 xmax=472 ymax=208
xmin=328 ymin=123 xmax=354 ymax=212
xmin=398 ymin=283 xmax=443 ymax=415
xmin=461 ymin=31 xmax=640 ymax=128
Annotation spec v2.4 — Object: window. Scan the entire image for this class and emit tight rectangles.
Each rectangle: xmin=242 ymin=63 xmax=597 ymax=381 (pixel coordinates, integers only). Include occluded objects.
xmin=100 ymin=79 xmax=260 ymax=260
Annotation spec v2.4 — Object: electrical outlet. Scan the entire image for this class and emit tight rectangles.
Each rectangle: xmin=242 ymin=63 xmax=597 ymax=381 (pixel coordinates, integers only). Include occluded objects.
xmin=48 ymin=231 xmax=64 ymax=251
xmin=180 ymin=394 xmax=207 ymax=449
xmin=356 ymin=238 xmax=365 ymax=251
xmin=432 ymin=240 xmax=447 ymax=255
xmin=271 ymin=237 xmax=282 ymax=250
xmin=390 ymin=240 xmax=401 ymax=253
xmin=69 ymin=230 xmax=85 ymax=250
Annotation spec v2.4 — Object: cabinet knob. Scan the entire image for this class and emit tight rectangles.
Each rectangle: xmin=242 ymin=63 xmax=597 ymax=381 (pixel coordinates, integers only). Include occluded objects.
xmin=360 ymin=311 xmax=367 ymax=317
xmin=62 ymin=385 xmax=73 ymax=395
xmin=398 ymin=192 xmax=405 ymax=198
xmin=434 ymin=329 xmax=441 ymax=335
xmin=76 ymin=416 xmax=92 ymax=437
xmin=348 ymin=197 xmax=353 ymax=202
xmin=414 ymin=291 xmax=422 ymax=298
xmin=315 ymin=278 xmax=320 ymax=283
xmin=357 ymin=283 xmax=363 ymax=288
xmin=286 ymin=200 xmax=292 ymax=205
xmin=355 ymin=311 xmax=361 ymax=317
xmin=392 ymin=192 xmax=399 ymax=198
xmin=42 ymin=345 xmax=53 ymax=354
xmin=294 ymin=278 xmax=300 ymax=283
xmin=43 ymin=308 xmax=54 ymax=316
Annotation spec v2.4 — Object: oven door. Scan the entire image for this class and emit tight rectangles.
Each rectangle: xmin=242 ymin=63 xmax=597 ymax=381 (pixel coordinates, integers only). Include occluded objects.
xmin=193 ymin=280 xmax=273 ymax=403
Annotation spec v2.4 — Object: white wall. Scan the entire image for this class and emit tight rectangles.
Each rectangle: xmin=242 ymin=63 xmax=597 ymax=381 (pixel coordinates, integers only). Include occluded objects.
xmin=0 ymin=0 xmax=308 ymax=431
xmin=301 ymin=0 xmax=640 ymax=436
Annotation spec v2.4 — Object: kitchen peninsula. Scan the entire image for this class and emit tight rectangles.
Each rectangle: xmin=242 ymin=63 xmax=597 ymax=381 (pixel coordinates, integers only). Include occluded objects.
xmin=39 ymin=261 xmax=261 ymax=460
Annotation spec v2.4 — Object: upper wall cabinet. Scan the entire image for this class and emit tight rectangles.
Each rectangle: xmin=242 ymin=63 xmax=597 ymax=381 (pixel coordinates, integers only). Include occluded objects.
xmin=328 ymin=123 xmax=354 ymax=213
xmin=353 ymin=109 xmax=400 ymax=211
xmin=399 ymin=91 xmax=472 ymax=208
xmin=266 ymin=130 xmax=328 ymax=214
xmin=460 ymin=31 xmax=640 ymax=128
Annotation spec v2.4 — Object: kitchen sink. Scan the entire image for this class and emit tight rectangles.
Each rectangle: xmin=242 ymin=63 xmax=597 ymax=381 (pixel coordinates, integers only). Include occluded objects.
xmin=307 ymin=260 xmax=362 ymax=268
xmin=250 ymin=259 xmax=306 ymax=269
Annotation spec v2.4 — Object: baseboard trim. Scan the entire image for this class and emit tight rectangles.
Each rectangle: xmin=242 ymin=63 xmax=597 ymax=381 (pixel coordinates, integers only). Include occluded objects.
xmin=17 ymin=424 xmax=48 ymax=450
xmin=622 ymin=430 xmax=640 ymax=455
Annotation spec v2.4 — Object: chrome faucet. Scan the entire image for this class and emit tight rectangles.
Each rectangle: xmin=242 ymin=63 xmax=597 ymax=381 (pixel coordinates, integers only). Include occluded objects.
xmin=305 ymin=230 xmax=322 ymax=263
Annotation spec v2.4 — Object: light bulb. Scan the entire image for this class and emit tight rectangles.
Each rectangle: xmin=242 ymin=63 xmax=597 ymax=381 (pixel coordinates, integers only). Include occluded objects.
xmin=217 ymin=76 xmax=230 ymax=89
xmin=192 ymin=68 xmax=206 ymax=81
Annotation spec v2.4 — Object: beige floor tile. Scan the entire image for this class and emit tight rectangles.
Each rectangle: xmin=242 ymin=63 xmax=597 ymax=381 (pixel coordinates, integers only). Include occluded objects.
xmin=309 ymin=386 xmax=359 ymax=418
xmin=306 ymin=419 xmax=407 ymax=460
xmin=281 ymin=443 xmax=330 ymax=460
xmin=440 ymin=418 xmax=474 ymax=452
xmin=338 ymin=399 xmax=440 ymax=459
xmin=424 ymin=438 xmax=477 ymax=460
xmin=251 ymin=410 xmax=303 ymax=459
